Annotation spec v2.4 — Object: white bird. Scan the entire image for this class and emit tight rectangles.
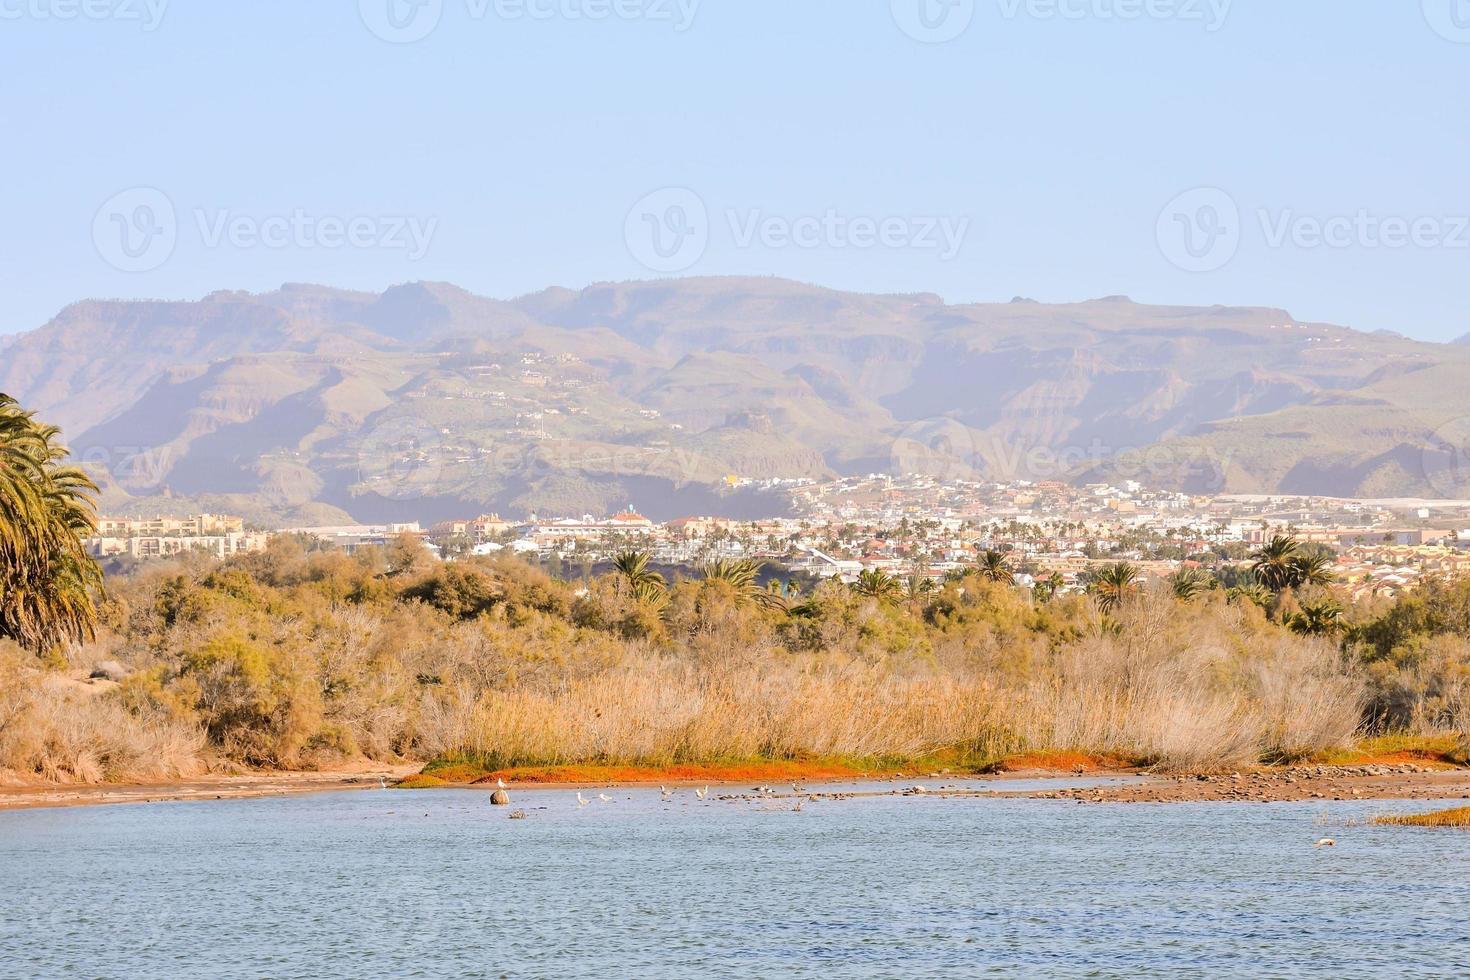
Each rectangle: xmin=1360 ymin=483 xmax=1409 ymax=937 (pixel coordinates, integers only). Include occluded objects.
xmin=1315 ymin=838 xmax=1336 ymax=848
xmin=660 ymin=786 xmax=673 ymax=801
xmin=793 ymin=798 xmax=804 ymax=812
xmin=497 ymin=778 xmax=508 ymax=790
xmin=378 ymin=776 xmax=388 ymax=790
xmin=598 ymin=793 xmax=615 ymax=803
xmin=577 ymin=792 xmax=590 ymax=808
xmin=695 ymin=786 xmax=708 ymax=801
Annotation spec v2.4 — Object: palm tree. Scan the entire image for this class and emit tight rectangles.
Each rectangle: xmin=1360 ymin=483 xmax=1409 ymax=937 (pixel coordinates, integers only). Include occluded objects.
xmin=1290 ymin=552 xmax=1336 ymax=588
xmin=1250 ymin=535 xmax=1301 ymax=593
xmin=902 ymin=573 xmax=936 ymax=609
xmin=975 ymin=549 xmax=1014 ymax=585
xmin=612 ymin=550 xmax=666 ymax=604
xmin=1089 ymin=562 xmax=1139 ymax=615
xmin=1168 ymin=567 xmax=1212 ymax=602
xmin=0 ymin=394 xmax=103 ymax=653
xmin=1288 ymin=599 xmax=1344 ymax=637
xmin=852 ymin=568 xmax=903 ymax=603
xmin=1227 ymin=581 xmax=1273 ymax=610
xmin=700 ymin=558 xmax=786 ymax=610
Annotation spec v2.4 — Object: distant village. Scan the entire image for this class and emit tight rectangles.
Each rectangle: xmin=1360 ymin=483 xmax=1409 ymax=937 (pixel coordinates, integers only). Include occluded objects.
xmin=87 ymin=475 xmax=1470 ymax=599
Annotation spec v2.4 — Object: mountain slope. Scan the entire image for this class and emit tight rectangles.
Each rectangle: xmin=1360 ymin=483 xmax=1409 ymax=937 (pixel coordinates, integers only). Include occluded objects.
xmin=4 ymin=277 xmax=1469 ymax=522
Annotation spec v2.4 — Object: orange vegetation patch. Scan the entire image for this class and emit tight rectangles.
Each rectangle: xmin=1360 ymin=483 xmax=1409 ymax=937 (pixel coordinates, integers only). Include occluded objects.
xmin=457 ymin=760 xmax=866 ymax=787
xmin=992 ymin=751 xmax=1137 ymax=774
xmin=1357 ymin=750 xmax=1458 ymax=767
xmin=1375 ymin=806 xmax=1470 ymax=828
xmin=395 ymin=773 xmax=449 ymax=789
xmin=1317 ymin=735 xmax=1468 ymax=769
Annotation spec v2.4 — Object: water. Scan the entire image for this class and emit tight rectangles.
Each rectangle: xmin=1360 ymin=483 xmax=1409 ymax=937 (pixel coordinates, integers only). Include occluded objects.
xmin=2 ymin=781 xmax=1469 ymax=978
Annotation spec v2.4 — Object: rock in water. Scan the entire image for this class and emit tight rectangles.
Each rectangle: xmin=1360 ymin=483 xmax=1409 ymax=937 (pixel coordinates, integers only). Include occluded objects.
xmin=490 ymin=790 xmax=511 ymax=806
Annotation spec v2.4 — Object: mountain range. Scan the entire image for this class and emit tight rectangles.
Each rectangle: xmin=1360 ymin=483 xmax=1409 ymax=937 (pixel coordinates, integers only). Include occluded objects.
xmin=3 ymin=276 xmax=1469 ymax=525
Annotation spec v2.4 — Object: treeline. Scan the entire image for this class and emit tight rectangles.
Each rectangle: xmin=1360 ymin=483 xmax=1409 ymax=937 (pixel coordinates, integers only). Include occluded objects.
xmin=2 ymin=392 xmax=1466 ymax=783
xmin=3 ymin=531 xmax=1468 ymax=784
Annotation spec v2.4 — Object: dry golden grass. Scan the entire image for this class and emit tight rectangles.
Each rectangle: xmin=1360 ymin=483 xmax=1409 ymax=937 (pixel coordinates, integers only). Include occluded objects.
xmin=1375 ymin=807 xmax=1470 ymax=828
xmin=0 ymin=552 xmax=1401 ymax=784
xmin=0 ymin=666 xmax=207 ymax=784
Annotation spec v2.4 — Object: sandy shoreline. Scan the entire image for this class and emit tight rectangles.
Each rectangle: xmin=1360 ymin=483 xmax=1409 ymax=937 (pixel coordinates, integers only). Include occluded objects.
xmin=4 ymin=761 xmax=1469 ymax=812
xmin=0 ymin=766 xmax=421 ymax=812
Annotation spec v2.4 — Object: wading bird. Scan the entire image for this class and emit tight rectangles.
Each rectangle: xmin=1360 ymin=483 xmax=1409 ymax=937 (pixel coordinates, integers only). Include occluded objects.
xmin=598 ymin=793 xmax=614 ymax=803
xmin=695 ymin=786 xmax=708 ymax=801
xmin=577 ymin=792 xmax=590 ymax=808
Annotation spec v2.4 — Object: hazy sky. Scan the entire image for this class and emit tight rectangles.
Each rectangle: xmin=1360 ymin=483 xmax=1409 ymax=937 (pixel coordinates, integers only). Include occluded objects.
xmin=2 ymin=1 xmax=1467 ymax=339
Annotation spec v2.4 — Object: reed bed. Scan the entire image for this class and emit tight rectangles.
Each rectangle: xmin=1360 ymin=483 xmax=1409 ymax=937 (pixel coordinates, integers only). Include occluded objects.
xmin=1374 ymin=807 xmax=1470 ymax=828
xmin=0 ymin=547 xmax=1427 ymax=783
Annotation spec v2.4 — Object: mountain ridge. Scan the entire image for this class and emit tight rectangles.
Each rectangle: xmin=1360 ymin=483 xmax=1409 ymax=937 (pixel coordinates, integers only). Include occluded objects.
xmin=3 ymin=276 xmax=1468 ymax=523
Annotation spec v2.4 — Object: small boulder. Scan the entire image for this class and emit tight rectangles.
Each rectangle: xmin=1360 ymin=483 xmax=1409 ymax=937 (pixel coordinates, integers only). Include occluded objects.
xmin=490 ymin=790 xmax=511 ymax=806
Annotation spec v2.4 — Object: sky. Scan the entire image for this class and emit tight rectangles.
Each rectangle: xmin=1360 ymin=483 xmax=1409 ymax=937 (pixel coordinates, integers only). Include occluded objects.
xmin=1 ymin=0 xmax=1468 ymax=340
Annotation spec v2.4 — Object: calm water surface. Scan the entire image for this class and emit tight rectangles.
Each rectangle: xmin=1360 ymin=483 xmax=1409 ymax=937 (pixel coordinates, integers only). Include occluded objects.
xmin=2 ymin=780 xmax=1468 ymax=978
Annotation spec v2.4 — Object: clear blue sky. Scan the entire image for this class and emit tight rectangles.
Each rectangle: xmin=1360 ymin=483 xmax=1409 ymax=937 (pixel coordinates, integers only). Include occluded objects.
xmin=2 ymin=1 xmax=1467 ymax=339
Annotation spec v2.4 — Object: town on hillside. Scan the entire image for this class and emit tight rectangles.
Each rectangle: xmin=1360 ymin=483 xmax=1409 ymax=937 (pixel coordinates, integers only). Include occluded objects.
xmin=86 ymin=475 xmax=1470 ymax=599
